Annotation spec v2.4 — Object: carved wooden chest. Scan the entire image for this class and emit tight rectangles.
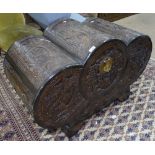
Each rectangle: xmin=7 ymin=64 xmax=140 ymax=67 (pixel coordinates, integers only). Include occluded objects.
xmin=3 ymin=18 xmax=152 ymax=137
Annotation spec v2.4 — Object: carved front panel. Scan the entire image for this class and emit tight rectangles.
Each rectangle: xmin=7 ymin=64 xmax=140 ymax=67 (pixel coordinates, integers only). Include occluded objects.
xmin=80 ymin=42 xmax=126 ymax=100
xmin=34 ymin=67 xmax=87 ymax=129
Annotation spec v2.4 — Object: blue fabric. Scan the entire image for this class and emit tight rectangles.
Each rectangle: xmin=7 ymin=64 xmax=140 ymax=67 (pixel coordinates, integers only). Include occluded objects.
xmin=70 ymin=13 xmax=86 ymax=23
xmin=29 ymin=13 xmax=86 ymax=29
xmin=29 ymin=13 xmax=71 ymax=28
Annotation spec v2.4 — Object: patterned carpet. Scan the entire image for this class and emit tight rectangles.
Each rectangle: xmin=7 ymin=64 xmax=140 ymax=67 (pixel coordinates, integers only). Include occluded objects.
xmin=0 ymin=54 xmax=155 ymax=141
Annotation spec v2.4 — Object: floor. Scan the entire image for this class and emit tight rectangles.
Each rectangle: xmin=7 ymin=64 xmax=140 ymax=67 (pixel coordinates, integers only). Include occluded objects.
xmin=115 ymin=13 xmax=155 ymax=59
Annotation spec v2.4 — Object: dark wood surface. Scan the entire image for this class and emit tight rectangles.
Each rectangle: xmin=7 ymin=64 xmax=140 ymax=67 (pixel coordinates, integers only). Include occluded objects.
xmin=85 ymin=17 xmax=152 ymax=86
xmin=4 ymin=36 xmax=87 ymax=131
xmin=44 ymin=19 xmax=127 ymax=101
xmin=98 ymin=13 xmax=137 ymax=21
